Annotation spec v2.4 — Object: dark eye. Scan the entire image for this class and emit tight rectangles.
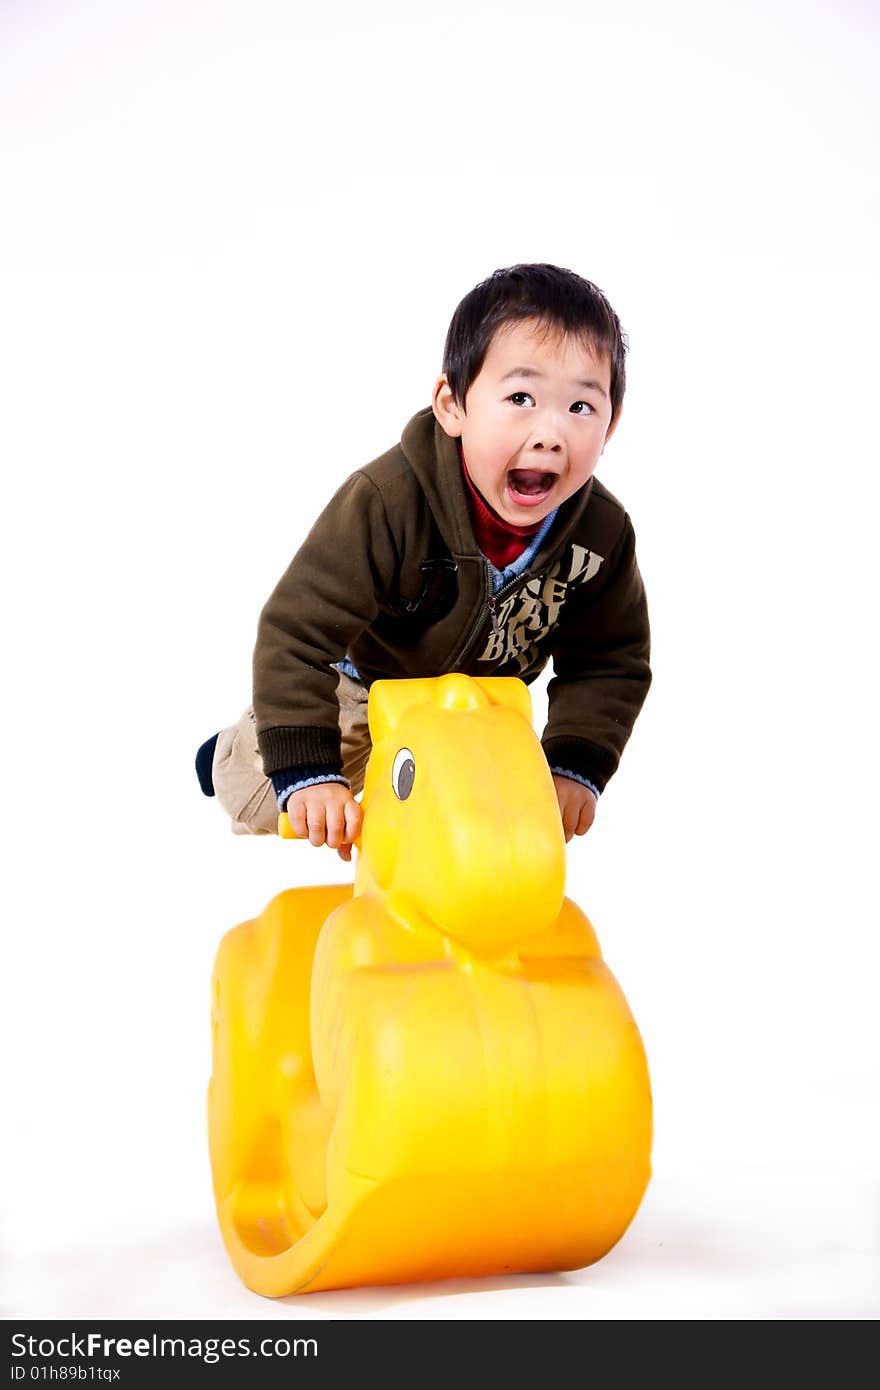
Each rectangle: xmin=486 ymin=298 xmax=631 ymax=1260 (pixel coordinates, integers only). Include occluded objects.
xmin=392 ymin=747 xmax=415 ymax=800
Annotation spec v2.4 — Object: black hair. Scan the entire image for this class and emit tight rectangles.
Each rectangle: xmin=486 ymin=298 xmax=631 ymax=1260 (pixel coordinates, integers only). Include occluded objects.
xmin=441 ymin=263 xmax=628 ymax=423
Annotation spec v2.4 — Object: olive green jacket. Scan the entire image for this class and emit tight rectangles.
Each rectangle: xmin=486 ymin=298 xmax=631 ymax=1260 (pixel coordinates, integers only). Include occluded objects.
xmin=254 ymin=405 xmax=651 ymax=793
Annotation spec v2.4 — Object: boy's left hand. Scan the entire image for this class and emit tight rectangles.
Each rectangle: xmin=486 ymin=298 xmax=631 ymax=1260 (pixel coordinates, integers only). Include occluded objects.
xmin=553 ymin=774 xmax=597 ymax=842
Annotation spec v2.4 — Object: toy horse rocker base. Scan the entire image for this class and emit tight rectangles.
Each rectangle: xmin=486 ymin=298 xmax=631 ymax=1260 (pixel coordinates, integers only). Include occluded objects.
xmin=207 ymin=674 xmax=652 ymax=1297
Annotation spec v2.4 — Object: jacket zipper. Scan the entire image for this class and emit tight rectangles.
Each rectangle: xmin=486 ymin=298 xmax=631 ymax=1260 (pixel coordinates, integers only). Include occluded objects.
xmin=449 ymin=561 xmax=531 ymax=670
xmin=487 ymin=592 xmax=500 ymax=633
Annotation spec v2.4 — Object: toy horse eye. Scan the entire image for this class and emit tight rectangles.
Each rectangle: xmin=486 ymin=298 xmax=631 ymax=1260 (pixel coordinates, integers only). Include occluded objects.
xmin=392 ymin=747 xmax=416 ymax=800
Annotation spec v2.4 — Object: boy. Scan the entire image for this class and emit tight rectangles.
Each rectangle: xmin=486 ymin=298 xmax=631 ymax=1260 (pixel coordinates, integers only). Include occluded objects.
xmin=196 ymin=263 xmax=651 ymax=860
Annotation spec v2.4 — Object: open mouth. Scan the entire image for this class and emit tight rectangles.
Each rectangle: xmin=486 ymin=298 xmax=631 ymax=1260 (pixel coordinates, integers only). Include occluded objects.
xmin=506 ymin=469 xmax=557 ymax=506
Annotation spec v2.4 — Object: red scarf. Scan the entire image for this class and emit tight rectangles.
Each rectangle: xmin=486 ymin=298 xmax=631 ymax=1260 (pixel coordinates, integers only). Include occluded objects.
xmin=460 ymin=447 xmax=542 ymax=569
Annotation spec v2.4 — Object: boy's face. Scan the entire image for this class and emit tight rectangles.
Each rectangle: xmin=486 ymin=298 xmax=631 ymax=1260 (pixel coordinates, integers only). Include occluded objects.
xmin=432 ymin=318 xmax=618 ymax=527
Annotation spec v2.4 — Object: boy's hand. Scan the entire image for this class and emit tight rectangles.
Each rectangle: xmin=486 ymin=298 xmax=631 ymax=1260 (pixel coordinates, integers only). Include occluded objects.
xmin=284 ymin=782 xmax=363 ymax=861
xmin=552 ymin=774 xmax=598 ymax=842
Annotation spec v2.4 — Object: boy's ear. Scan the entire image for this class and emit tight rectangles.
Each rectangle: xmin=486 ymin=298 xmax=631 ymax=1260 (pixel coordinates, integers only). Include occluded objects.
xmin=432 ymin=375 xmax=464 ymax=438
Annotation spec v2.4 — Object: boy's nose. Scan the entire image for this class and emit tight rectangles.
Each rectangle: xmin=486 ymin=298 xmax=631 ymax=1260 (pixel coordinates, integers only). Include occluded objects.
xmin=529 ymin=426 xmax=563 ymax=452
xmin=528 ymin=408 xmax=565 ymax=452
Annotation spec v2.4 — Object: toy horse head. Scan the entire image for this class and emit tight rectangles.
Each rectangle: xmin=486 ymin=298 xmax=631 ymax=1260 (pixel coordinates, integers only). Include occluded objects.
xmin=354 ymin=674 xmax=566 ymax=958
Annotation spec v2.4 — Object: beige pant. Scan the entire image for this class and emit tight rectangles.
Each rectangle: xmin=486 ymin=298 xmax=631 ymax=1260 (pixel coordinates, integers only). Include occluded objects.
xmin=213 ymin=671 xmax=371 ymax=835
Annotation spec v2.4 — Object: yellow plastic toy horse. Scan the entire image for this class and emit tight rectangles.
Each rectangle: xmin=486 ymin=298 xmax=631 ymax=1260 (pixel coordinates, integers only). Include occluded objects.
xmin=207 ymin=674 xmax=651 ymax=1297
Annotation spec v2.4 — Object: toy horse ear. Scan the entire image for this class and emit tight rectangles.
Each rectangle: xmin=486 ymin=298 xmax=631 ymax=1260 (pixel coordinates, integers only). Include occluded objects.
xmin=471 ymin=677 xmax=533 ymax=725
xmin=367 ymin=678 xmax=437 ymax=740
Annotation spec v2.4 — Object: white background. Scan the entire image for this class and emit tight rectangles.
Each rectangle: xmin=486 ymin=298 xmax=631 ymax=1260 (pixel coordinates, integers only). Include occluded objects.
xmin=2 ymin=0 xmax=878 ymax=1322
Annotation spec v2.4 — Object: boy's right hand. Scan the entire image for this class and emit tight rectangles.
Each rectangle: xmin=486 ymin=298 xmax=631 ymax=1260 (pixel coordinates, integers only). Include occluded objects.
xmin=284 ymin=782 xmax=363 ymax=862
